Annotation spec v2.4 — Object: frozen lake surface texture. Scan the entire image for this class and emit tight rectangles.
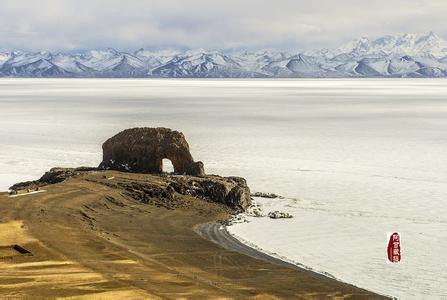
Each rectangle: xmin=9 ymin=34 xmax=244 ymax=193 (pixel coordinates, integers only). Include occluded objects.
xmin=1 ymin=79 xmax=446 ymax=299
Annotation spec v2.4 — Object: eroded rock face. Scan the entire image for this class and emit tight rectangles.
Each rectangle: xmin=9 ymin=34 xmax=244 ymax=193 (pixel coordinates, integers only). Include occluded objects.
xmin=103 ymin=174 xmax=251 ymax=212
xmin=169 ymin=175 xmax=251 ymax=211
xmin=9 ymin=167 xmax=97 ymax=191
xmin=98 ymin=127 xmax=205 ymax=176
xmin=10 ymin=167 xmax=251 ymax=211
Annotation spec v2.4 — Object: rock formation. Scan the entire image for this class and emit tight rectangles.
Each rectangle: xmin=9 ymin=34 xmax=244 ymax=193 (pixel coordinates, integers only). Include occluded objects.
xmin=99 ymin=127 xmax=205 ymax=176
xmin=10 ymin=128 xmax=252 ymax=212
xmin=267 ymin=211 xmax=293 ymax=219
xmin=168 ymin=175 xmax=251 ymax=211
xmin=9 ymin=167 xmax=96 ymax=192
xmin=10 ymin=167 xmax=251 ymax=212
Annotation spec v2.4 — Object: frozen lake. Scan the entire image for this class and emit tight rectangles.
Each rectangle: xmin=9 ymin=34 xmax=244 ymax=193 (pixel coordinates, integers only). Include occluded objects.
xmin=1 ymin=79 xmax=446 ymax=298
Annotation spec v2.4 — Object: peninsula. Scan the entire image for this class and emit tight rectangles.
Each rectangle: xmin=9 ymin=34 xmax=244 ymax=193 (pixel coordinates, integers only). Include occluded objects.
xmin=0 ymin=128 xmax=385 ymax=298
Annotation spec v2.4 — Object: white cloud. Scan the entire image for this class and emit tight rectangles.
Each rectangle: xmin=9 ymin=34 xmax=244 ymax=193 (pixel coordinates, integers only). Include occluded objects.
xmin=0 ymin=0 xmax=446 ymax=51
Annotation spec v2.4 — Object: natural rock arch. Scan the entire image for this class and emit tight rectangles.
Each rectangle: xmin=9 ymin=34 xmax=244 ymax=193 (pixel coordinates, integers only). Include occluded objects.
xmin=99 ymin=127 xmax=205 ymax=176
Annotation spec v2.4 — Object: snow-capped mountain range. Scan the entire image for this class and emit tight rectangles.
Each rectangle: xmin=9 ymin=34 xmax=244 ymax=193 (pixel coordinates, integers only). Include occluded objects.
xmin=1 ymin=32 xmax=447 ymax=78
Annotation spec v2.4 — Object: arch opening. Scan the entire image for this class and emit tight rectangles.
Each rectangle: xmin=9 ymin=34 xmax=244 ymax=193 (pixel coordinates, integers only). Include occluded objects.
xmin=162 ymin=158 xmax=175 ymax=173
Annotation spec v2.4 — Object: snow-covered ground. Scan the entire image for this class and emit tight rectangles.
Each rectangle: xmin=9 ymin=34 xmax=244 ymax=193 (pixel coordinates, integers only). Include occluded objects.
xmin=0 ymin=79 xmax=446 ymax=298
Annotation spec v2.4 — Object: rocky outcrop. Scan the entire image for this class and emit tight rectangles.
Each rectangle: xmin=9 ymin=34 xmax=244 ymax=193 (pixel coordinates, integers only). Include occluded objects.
xmin=168 ymin=175 xmax=251 ymax=211
xmin=9 ymin=167 xmax=96 ymax=191
xmin=10 ymin=128 xmax=252 ymax=212
xmin=10 ymin=168 xmax=251 ymax=212
xmin=97 ymin=174 xmax=251 ymax=212
xmin=99 ymin=127 xmax=205 ymax=176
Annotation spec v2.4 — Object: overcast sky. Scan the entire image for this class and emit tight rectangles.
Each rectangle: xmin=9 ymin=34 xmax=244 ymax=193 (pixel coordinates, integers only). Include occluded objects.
xmin=0 ymin=0 xmax=446 ymax=51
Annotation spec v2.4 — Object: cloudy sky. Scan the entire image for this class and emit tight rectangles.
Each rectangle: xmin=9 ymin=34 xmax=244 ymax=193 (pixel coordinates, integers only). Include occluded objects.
xmin=0 ymin=0 xmax=446 ymax=51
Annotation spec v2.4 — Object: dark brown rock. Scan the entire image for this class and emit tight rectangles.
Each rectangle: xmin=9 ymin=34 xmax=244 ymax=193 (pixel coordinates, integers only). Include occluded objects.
xmin=98 ymin=127 xmax=205 ymax=176
xmin=9 ymin=167 xmax=97 ymax=191
xmin=169 ymin=175 xmax=251 ymax=211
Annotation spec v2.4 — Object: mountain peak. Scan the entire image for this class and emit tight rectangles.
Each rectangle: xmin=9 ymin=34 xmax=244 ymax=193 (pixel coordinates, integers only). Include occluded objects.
xmin=332 ymin=32 xmax=447 ymax=58
xmin=106 ymin=48 xmax=120 ymax=55
xmin=1 ymin=33 xmax=447 ymax=78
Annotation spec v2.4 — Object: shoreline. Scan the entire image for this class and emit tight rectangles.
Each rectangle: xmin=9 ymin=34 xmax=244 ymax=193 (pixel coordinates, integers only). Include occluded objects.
xmin=198 ymin=222 xmax=392 ymax=299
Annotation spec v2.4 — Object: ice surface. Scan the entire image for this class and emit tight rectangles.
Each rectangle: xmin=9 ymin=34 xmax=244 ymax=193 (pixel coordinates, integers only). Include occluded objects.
xmin=0 ymin=79 xmax=446 ymax=298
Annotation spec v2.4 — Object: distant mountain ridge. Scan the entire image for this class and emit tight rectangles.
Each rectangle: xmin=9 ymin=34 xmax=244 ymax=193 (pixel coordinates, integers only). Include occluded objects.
xmin=1 ymin=32 xmax=447 ymax=78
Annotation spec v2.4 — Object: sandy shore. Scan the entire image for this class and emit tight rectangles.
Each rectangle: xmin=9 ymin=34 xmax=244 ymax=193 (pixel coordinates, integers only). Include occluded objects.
xmin=0 ymin=171 xmax=387 ymax=298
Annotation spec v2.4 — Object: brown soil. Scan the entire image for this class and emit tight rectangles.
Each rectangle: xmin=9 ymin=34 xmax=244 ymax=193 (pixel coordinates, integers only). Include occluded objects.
xmin=0 ymin=171 xmax=386 ymax=299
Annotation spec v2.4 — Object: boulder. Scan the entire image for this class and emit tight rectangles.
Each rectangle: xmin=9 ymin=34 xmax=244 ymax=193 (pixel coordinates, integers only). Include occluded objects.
xmin=99 ymin=127 xmax=205 ymax=176
xmin=268 ymin=211 xmax=293 ymax=219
